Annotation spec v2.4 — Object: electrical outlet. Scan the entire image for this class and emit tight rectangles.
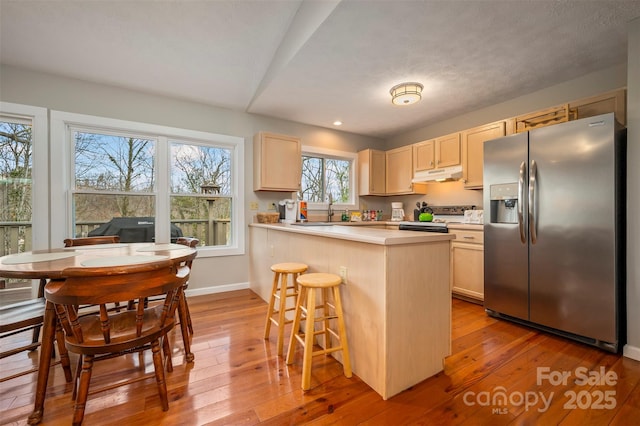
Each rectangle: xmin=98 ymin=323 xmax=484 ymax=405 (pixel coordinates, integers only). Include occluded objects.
xmin=268 ymin=202 xmax=277 ymax=211
xmin=250 ymin=201 xmax=259 ymax=210
xmin=339 ymin=266 xmax=348 ymax=284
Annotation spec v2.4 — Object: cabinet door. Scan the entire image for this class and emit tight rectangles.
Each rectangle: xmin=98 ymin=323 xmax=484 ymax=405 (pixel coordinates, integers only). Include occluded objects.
xmin=451 ymin=242 xmax=484 ymax=301
xmin=254 ymin=132 xmax=301 ymax=191
xmin=413 ymin=140 xmax=435 ymax=172
xmin=435 ymin=133 xmax=461 ymax=168
xmin=462 ymin=121 xmax=506 ymax=189
xmin=386 ymin=146 xmax=413 ymax=194
xmin=358 ymin=149 xmax=386 ymax=195
xmin=569 ymin=89 xmax=626 ymax=126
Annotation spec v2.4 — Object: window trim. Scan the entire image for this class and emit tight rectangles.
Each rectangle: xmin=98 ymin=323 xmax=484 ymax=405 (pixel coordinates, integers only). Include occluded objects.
xmin=0 ymin=102 xmax=48 ymax=250
xmin=50 ymin=110 xmax=245 ymax=257
xmin=300 ymin=145 xmax=358 ymax=211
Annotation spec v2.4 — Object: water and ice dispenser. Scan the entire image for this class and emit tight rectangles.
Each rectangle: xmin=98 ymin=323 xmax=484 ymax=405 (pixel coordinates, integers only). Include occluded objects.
xmin=489 ymin=183 xmax=518 ymax=224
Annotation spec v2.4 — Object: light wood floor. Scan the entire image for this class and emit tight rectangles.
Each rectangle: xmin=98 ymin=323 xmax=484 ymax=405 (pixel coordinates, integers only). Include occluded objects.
xmin=1 ymin=290 xmax=639 ymax=425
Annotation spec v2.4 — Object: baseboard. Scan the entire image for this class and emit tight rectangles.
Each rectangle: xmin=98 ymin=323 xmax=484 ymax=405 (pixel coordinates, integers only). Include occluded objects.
xmin=186 ymin=282 xmax=249 ymax=297
xmin=623 ymin=343 xmax=640 ymax=361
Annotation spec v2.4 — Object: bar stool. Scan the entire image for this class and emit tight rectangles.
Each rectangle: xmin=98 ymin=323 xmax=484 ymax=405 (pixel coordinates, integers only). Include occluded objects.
xmin=286 ymin=273 xmax=352 ymax=391
xmin=264 ymin=262 xmax=308 ymax=356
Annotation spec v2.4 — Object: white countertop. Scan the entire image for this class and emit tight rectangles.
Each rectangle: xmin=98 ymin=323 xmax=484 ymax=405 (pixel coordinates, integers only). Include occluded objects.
xmin=249 ymin=222 xmax=454 ymax=246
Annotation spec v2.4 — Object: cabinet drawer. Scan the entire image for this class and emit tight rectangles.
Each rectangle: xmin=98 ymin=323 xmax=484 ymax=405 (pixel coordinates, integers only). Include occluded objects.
xmin=450 ymin=229 xmax=483 ymax=245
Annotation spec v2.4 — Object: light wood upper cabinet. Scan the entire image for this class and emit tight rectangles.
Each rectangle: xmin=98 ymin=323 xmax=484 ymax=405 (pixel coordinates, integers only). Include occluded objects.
xmin=358 ymin=149 xmax=386 ymax=196
xmin=253 ymin=132 xmax=301 ymax=191
xmin=413 ymin=139 xmax=435 ymax=173
xmin=386 ymin=146 xmax=414 ymax=195
xmin=569 ymin=88 xmax=626 ymax=126
xmin=462 ymin=121 xmax=506 ymax=189
xmin=435 ymin=132 xmax=461 ymax=168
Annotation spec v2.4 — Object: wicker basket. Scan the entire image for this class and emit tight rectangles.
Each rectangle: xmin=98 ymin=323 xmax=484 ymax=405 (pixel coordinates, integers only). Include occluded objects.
xmin=256 ymin=212 xmax=280 ymax=223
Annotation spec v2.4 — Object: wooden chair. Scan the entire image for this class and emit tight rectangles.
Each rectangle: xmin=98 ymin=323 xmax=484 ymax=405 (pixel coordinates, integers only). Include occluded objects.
xmin=0 ymin=298 xmax=72 ymax=383
xmin=45 ymin=258 xmax=192 ymax=425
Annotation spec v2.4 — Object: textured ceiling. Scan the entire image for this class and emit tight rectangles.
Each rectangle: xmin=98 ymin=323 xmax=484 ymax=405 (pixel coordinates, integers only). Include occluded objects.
xmin=1 ymin=0 xmax=639 ymax=139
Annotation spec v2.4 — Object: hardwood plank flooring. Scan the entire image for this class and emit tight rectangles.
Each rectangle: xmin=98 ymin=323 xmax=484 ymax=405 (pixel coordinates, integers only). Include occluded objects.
xmin=1 ymin=290 xmax=639 ymax=425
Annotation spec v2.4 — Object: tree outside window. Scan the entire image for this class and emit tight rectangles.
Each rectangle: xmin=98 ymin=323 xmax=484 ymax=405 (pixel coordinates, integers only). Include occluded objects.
xmin=300 ymin=155 xmax=351 ymax=203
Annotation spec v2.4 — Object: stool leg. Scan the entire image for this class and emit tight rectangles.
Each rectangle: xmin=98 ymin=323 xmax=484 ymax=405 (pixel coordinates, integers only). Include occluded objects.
xmin=301 ymin=287 xmax=316 ymax=390
xmin=322 ymin=288 xmax=331 ymax=351
xmin=286 ymin=286 xmax=306 ymax=365
xmin=264 ymin=271 xmax=280 ymax=339
xmin=276 ymin=272 xmax=289 ymax=357
xmin=333 ymin=286 xmax=352 ymax=378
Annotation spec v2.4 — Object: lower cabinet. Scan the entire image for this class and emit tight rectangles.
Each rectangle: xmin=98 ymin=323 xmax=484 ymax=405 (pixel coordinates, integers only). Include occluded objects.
xmin=449 ymin=227 xmax=484 ymax=302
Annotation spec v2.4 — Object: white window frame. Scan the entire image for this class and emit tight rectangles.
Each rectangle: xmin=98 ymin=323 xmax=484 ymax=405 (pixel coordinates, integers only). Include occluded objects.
xmin=50 ymin=111 xmax=245 ymax=257
xmin=301 ymin=145 xmax=358 ymax=211
xmin=0 ymin=102 xmax=48 ymax=251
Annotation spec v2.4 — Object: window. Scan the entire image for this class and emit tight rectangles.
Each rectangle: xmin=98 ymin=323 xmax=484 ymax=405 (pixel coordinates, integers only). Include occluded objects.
xmin=0 ymin=104 xmax=47 ymax=253
xmin=0 ymin=102 xmax=47 ymax=301
xmin=51 ymin=111 xmax=244 ymax=257
xmin=299 ymin=146 xmax=357 ymax=210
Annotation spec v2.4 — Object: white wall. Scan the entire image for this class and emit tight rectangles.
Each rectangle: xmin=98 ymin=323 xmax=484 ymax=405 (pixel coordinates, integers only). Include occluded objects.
xmin=624 ymin=17 xmax=640 ymax=361
xmin=0 ymin=65 xmax=383 ymax=293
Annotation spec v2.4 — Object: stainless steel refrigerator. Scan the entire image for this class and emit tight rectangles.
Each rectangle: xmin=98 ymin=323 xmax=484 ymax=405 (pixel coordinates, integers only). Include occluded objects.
xmin=483 ymin=113 xmax=626 ymax=352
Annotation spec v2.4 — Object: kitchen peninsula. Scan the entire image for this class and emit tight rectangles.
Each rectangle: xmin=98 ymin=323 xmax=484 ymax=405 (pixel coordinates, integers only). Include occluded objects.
xmin=249 ymin=223 xmax=454 ymax=399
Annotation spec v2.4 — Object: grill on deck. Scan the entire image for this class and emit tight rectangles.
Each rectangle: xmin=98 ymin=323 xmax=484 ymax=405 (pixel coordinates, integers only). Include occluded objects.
xmin=88 ymin=217 xmax=183 ymax=243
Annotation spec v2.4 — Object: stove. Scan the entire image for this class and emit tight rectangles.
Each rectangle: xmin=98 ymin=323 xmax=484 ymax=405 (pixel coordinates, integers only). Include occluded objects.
xmin=398 ymin=205 xmax=475 ymax=233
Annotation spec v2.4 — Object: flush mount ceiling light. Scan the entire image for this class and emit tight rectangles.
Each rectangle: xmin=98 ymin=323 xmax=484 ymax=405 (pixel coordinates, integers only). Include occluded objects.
xmin=390 ymin=82 xmax=423 ymax=106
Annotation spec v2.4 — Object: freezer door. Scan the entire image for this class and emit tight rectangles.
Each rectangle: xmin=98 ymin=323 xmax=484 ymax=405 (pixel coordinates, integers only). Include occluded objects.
xmin=483 ymin=132 xmax=529 ymax=320
xmin=528 ymin=114 xmax=618 ymax=343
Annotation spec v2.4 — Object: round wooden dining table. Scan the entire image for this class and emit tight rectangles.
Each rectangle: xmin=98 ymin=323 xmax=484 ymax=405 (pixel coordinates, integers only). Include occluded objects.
xmin=0 ymin=242 xmax=197 ymax=425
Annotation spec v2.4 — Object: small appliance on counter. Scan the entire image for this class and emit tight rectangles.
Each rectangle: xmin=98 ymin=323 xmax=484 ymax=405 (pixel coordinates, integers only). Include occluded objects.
xmin=390 ymin=202 xmax=405 ymax=221
xmin=278 ymin=199 xmax=297 ymax=223
xmin=463 ymin=209 xmax=484 ymax=224
xmin=414 ymin=202 xmax=434 ymax=221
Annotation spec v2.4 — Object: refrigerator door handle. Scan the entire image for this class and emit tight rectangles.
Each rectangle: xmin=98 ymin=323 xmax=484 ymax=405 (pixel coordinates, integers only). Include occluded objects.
xmin=518 ymin=161 xmax=526 ymax=244
xmin=529 ymin=159 xmax=538 ymax=244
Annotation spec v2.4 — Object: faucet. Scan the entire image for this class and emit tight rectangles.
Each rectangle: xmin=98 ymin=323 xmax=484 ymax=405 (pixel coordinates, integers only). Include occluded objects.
xmin=327 ymin=194 xmax=334 ymax=222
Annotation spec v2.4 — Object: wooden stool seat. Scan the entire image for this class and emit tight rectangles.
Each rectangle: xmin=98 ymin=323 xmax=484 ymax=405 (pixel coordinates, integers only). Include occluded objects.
xmin=286 ymin=272 xmax=352 ymax=391
xmin=264 ymin=262 xmax=308 ymax=357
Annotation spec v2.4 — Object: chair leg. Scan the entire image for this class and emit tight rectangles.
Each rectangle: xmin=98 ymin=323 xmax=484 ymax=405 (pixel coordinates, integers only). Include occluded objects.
xmin=162 ymin=334 xmax=174 ymax=373
xmin=73 ymin=354 xmax=94 ymax=426
xmin=152 ymin=339 xmax=170 ymax=411
xmin=177 ymin=288 xmax=193 ymax=362
xmin=184 ymin=293 xmax=194 ymax=335
xmin=55 ymin=321 xmax=73 ymax=382
xmin=30 ymin=278 xmax=48 ymax=349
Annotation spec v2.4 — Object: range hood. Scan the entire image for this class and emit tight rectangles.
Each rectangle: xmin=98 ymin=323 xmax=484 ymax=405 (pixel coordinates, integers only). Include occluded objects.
xmin=411 ymin=165 xmax=463 ymax=183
